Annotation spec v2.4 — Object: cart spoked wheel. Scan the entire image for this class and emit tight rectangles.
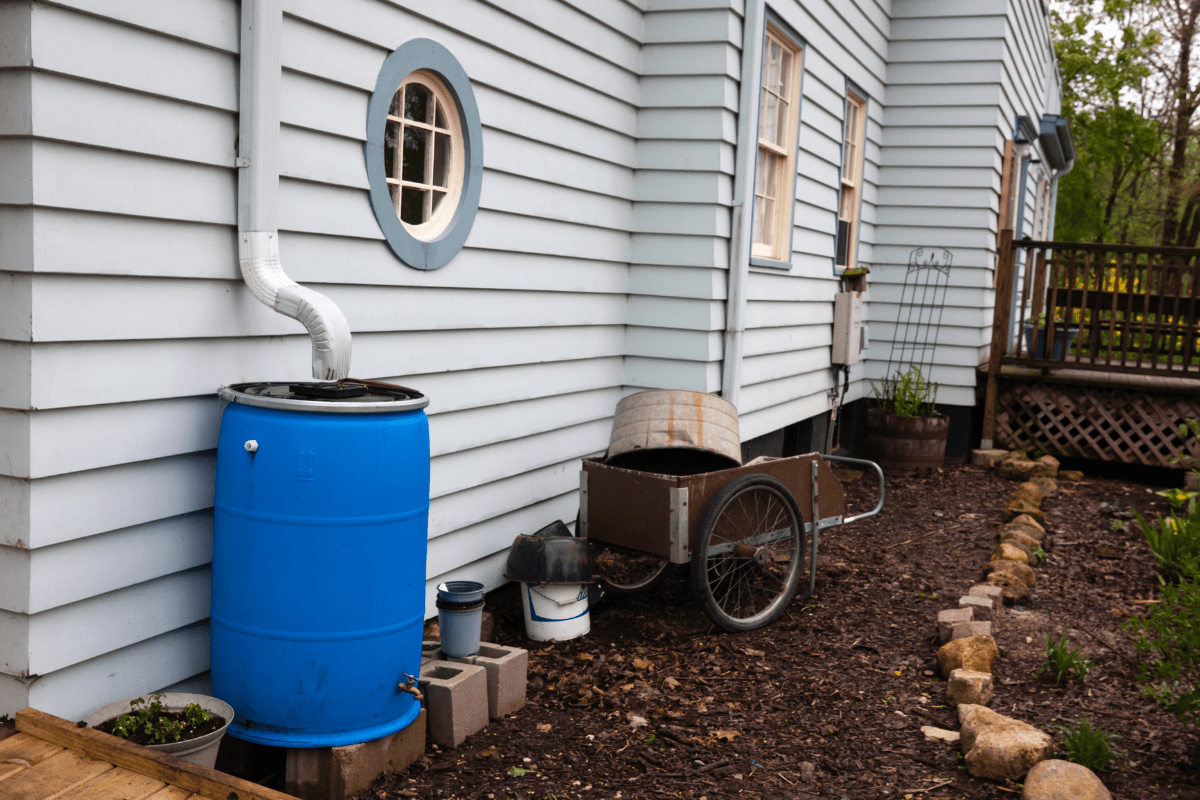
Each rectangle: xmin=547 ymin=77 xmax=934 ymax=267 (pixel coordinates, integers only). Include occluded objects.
xmin=575 ymin=513 xmax=671 ymax=596
xmin=594 ymin=545 xmax=672 ymax=596
xmin=690 ymin=473 xmax=806 ymax=632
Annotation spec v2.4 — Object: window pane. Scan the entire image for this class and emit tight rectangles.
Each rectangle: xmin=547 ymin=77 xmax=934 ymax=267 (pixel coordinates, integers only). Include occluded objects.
xmin=401 ymin=187 xmax=426 ymax=224
xmin=433 ymin=133 xmax=451 ymax=187
xmin=384 ymin=121 xmax=400 ymax=179
xmin=766 ymin=41 xmax=782 ymax=95
xmin=435 ymin=101 xmax=447 ymax=129
xmin=388 ymin=91 xmax=403 ymax=119
xmin=404 ymin=84 xmax=431 ymax=123
xmin=777 ymin=48 xmax=791 ymax=96
xmin=762 ymin=93 xmax=778 ymax=145
xmin=402 ymin=127 xmax=429 ymax=184
xmin=774 ymin=97 xmax=789 ymax=146
xmin=432 ymin=189 xmax=446 ymax=214
xmin=389 ymin=184 xmax=401 ymax=215
xmin=841 ymin=188 xmax=856 ymax=219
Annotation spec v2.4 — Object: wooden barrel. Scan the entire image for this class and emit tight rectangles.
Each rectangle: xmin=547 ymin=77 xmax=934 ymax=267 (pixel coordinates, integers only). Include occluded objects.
xmin=866 ymin=408 xmax=949 ymax=473
xmin=606 ymin=390 xmax=741 ymax=474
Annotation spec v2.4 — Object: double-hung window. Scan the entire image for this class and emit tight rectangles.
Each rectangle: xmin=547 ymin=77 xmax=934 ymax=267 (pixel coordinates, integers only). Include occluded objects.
xmin=751 ymin=23 xmax=804 ymax=263
xmin=836 ymin=89 xmax=867 ymax=271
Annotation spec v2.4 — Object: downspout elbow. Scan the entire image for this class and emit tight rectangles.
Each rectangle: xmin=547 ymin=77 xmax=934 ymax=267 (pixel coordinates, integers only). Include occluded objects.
xmin=239 ymin=232 xmax=352 ymax=380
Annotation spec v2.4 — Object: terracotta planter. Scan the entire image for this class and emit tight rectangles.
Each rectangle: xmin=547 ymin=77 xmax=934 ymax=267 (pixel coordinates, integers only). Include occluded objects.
xmin=866 ymin=408 xmax=949 ymax=473
xmin=83 ymin=693 xmax=234 ymax=769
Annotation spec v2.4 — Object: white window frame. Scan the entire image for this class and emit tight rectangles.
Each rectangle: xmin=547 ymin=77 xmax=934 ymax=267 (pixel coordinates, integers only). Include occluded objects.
xmin=385 ymin=71 xmax=466 ymax=242
xmin=836 ymin=88 xmax=868 ymax=272
xmin=750 ymin=21 xmax=804 ymax=264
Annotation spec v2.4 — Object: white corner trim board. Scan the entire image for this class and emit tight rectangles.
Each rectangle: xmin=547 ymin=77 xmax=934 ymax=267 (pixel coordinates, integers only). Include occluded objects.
xmin=238 ymin=0 xmax=351 ymax=380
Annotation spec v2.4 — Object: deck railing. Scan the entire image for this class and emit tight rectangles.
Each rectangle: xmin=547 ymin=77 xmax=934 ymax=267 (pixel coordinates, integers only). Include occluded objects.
xmin=995 ymin=231 xmax=1200 ymax=376
xmin=981 ymin=230 xmax=1200 ymax=448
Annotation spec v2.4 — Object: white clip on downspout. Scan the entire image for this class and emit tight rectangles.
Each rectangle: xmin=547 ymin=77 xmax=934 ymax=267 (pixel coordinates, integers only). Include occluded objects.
xmin=238 ymin=0 xmax=351 ymax=380
xmin=721 ymin=0 xmax=767 ymax=409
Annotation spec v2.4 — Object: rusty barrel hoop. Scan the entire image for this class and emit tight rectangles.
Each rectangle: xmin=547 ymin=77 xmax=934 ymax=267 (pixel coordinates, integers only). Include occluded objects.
xmin=866 ymin=407 xmax=949 ymax=473
xmin=606 ymin=390 xmax=742 ymax=469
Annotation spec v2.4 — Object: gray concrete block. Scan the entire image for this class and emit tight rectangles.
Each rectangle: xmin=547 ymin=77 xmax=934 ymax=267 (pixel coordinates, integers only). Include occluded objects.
xmin=446 ymin=643 xmax=529 ymax=720
xmin=420 ymin=660 xmax=489 ymax=748
xmin=937 ymin=607 xmax=973 ymax=643
xmin=968 ymin=583 xmax=1004 ymax=612
xmin=950 ymin=620 xmax=993 ymax=641
xmin=286 ymin=709 xmax=426 ymax=800
xmin=422 ymin=640 xmax=442 ymax=664
xmin=959 ymin=595 xmax=994 ymax=623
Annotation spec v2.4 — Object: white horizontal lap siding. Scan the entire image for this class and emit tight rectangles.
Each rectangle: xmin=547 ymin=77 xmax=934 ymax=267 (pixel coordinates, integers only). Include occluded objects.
xmin=0 ymin=0 xmax=649 ymax=717
xmin=734 ymin=0 xmax=887 ymax=424
xmin=874 ymin=1 xmax=1012 ymax=402
xmin=629 ymin=6 xmax=740 ymax=393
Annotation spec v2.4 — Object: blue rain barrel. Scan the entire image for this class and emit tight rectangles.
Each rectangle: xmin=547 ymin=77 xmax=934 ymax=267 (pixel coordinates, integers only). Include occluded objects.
xmin=211 ymin=381 xmax=429 ymax=748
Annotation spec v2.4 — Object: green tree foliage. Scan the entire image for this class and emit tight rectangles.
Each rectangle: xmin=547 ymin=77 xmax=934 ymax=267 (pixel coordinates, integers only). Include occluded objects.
xmin=1052 ymin=1 xmax=1161 ymax=243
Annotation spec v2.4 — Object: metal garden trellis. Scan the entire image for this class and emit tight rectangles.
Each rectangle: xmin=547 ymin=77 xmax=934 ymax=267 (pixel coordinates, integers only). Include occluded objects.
xmin=879 ymin=246 xmax=953 ymax=394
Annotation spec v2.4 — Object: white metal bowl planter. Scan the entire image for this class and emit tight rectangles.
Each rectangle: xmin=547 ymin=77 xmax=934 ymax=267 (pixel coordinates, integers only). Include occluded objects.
xmin=83 ymin=693 xmax=234 ymax=769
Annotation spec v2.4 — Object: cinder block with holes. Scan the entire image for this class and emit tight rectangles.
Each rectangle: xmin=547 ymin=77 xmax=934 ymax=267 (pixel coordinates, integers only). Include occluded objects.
xmin=285 ymin=709 xmax=426 ymax=800
xmin=447 ymin=643 xmax=529 ymax=720
xmin=968 ymin=583 xmax=1004 ymax=611
xmin=419 ymin=660 xmax=489 ymax=748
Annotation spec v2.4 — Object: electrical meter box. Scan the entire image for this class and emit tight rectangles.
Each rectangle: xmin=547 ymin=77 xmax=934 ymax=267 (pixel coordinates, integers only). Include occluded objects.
xmin=832 ymin=291 xmax=867 ymax=365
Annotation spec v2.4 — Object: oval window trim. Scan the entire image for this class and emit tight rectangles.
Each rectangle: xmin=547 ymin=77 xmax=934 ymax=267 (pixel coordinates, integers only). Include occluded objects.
xmin=366 ymin=39 xmax=483 ymax=271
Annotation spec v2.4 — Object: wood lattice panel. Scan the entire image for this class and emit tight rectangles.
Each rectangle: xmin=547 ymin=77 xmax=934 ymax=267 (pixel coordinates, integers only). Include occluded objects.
xmin=995 ymin=378 xmax=1200 ymax=467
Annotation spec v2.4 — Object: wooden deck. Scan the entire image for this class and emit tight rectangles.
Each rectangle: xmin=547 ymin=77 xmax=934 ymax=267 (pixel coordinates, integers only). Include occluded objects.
xmin=995 ymin=360 xmax=1200 ymax=392
xmin=0 ymin=708 xmax=296 ymax=800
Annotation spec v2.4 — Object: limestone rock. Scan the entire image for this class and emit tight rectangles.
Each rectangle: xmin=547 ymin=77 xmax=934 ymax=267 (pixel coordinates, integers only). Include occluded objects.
xmin=921 ymin=725 xmax=961 ymax=744
xmin=1022 ymin=759 xmax=1111 ymax=800
xmin=1058 ymin=469 xmax=1084 ymax=482
xmin=950 ymin=620 xmax=993 ymax=641
xmin=968 ymin=583 xmax=1004 ymax=611
xmin=948 ymin=668 xmax=994 ymax=706
xmin=984 ymin=559 xmax=1036 ymax=587
xmin=1009 ymin=514 xmax=1046 ymax=533
xmin=1000 ymin=529 xmax=1042 ymax=552
xmin=958 ymin=704 xmax=1053 ymax=781
xmin=1003 ymin=449 xmax=1030 ymax=462
xmin=937 ymin=635 xmax=999 ymax=676
xmin=986 ymin=575 xmax=1031 ymax=604
xmin=1030 ymin=476 xmax=1059 ymax=497
xmin=1009 ymin=487 xmax=1043 ymax=507
xmin=1033 ymin=454 xmax=1060 ymax=479
xmin=1018 ymin=481 xmax=1046 ymax=502
xmin=990 ymin=541 xmax=1031 ymax=565
xmin=1003 ymin=499 xmax=1046 ymax=524
xmin=938 ymin=607 xmax=974 ymax=643
xmin=958 ymin=595 xmax=994 ymax=622
xmin=972 ymin=449 xmax=1009 ymax=468
xmin=998 ymin=459 xmax=1039 ymax=482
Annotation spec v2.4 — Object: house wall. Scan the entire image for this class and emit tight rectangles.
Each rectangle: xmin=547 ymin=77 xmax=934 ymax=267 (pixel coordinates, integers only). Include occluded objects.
xmin=0 ymin=0 xmax=641 ymax=719
xmin=735 ymin=0 xmax=889 ymax=439
xmin=0 ymin=0 xmax=1063 ymax=720
xmin=871 ymin=0 xmax=1058 ymax=408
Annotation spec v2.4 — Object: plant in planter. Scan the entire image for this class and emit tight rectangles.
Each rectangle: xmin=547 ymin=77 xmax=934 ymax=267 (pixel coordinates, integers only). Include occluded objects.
xmin=867 ymin=366 xmax=949 ymax=473
xmin=1023 ymin=312 xmax=1079 ymax=359
xmin=85 ymin=692 xmax=234 ymax=768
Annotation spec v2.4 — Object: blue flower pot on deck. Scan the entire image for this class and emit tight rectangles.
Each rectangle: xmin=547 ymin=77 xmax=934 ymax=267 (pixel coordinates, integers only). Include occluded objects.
xmin=1023 ymin=323 xmax=1080 ymax=360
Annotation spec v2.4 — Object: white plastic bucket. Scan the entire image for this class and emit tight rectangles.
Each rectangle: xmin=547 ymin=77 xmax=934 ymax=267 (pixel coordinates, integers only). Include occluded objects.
xmin=519 ymin=583 xmax=590 ymax=641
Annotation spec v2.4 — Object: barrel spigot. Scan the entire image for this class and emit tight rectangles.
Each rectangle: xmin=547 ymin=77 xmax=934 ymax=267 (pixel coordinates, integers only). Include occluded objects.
xmin=398 ymin=673 xmax=423 ymax=702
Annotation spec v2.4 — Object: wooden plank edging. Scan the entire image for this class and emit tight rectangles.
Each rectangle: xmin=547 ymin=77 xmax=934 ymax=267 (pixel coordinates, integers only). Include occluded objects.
xmin=15 ymin=708 xmax=298 ymax=800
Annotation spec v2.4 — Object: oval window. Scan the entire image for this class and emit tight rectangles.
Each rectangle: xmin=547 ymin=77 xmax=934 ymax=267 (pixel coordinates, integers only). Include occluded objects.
xmin=366 ymin=40 xmax=482 ymax=270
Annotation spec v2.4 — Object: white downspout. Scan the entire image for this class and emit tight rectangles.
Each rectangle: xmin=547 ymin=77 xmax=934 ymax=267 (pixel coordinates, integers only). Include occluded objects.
xmin=238 ymin=0 xmax=352 ymax=380
xmin=720 ymin=0 xmax=766 ymax=408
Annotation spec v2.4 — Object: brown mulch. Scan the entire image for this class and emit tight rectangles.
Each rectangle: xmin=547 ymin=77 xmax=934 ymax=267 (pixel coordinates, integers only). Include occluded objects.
xmin=361 ymin=464 xmax=1200 ymax=800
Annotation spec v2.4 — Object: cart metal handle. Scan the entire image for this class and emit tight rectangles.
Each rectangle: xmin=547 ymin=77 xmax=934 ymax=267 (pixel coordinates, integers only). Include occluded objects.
xmin=821 ymin=454 xmax=885 ymax=524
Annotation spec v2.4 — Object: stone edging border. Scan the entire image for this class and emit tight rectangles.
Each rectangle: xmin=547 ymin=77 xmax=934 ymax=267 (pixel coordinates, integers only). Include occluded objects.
xmin=916 ymin=450 xmax=1114 ymax=799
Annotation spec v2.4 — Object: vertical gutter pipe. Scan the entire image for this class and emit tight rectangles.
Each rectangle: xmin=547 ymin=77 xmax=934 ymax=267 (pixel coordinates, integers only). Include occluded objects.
xmin=238 ymin=0 xmax=352 ymax=380
xmin=721 ymin=0 xmax=767 ymax=408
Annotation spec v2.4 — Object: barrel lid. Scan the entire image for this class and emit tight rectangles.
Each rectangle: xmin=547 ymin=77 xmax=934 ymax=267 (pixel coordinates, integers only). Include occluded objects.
xmin=219 ymin=381 xmax=428 ymax=413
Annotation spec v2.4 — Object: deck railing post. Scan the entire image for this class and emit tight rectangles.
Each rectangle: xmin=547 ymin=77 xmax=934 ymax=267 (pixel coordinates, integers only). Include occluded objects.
xmin=982 ymin=228 xmax=1016 ymax=448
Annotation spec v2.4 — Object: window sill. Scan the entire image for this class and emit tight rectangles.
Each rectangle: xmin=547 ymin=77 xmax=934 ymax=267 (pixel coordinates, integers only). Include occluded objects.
xmin=749 ymin=256 xmax=793 ymax=270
